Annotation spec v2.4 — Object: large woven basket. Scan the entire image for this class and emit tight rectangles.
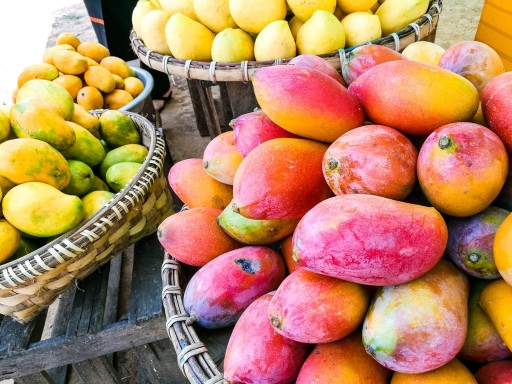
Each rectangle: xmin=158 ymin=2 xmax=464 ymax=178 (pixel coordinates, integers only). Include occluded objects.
xmin=131 ymin=0 xmax=442 ymax=83
xmin=0 ymin=111 xmax=173 ymax=324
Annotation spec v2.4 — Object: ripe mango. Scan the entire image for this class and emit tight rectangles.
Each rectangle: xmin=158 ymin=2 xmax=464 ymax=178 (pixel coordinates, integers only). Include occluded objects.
xmin=224 ymin=293 xmax=309 ymax=384
xmin=42 ymin=44 xmax=75 ymax=66
xmin=76 ymin=85 xmax=104 ymax=110
xmin=165 ymin=12 xmax=213 ymax=60
xmin=348 ymin=60 xmax=480 ymax=136
xmin=53 ymin=74 xmax=83 ymax=100
xmin=17 ymin=63 xmax=59 ymax=89
xmin=229 ymin=0 xmax=287 ymax=34
xmin=475 ymin=360 xmax=512 ymax=384
xmin=376 ymin=0 xmax=429 ymax=36
xmin=292 ymin=194 xmax=447 ymax=286
xmin=52 ymin=50 xmax=89 ymax=75
xmin=82 ymin=190 xmax=116 ymax=220
xmin=100 ymin=56 xmax=132 ymax=79
xmin=70 ymin=103 xmax=100 ymax=138
xmin=103 ymin=89 xmax=134 ymax=110
xmin=2 ymin=182 xmax=84 ymax=237
xmin=99 ymin=110 xmax=141 ymax=148
xmin=183 ymin=246 xmax=285 ymax=328
xmin=83 ymin=65 xmax=116 ymax=93
xmin=0 ymin=138 xmax=71 ymax=190
xmin=168 ymin=158 xmax=233 ymax=210
xmin=0 ymin=110 xmax=10 ymax=142
xmin=203 ymin=131 xmax=243 ymax=185
xmin=10 ymin=99 xmax=76 ymax=151
xmin=288 ymin=54 xmax=344 ymax=84
xmin=296 ymin=332 xmax=391 ymax=383
xmin=363 ymin=260 xmax=469 ymax=374
xmin=390 ymin=358 xmax=477 ymax=383
xmin=252 ymin=65 xmax=365 ymax=142
xmin=232 ymin=137 xmax=332 ymax=220
xmin=157 ymin=207 xmax=242 ymax=266
xmin=479 ymin=279 xmax=512 ymax=351
xmin=193 ymin=0 xmax=237 ymax=33
xmin=254 ymin=20 xmax=296 ymax=62
xmin=0 ymin=219 xmax=21 ymax=264
xmin=76 ymin=41 xmax=110 ymax=63
xmin=268 ymin=268 xmax=371 ymax=343
xmin=494 ymin=212 xmax=512 ymax=285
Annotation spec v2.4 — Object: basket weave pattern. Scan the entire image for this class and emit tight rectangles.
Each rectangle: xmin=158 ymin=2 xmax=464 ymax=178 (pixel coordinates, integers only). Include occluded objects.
xmin=0 ymin=111 xmax=174 ymax=324
xmin=131 ymin=0 xmax=442 ymax=83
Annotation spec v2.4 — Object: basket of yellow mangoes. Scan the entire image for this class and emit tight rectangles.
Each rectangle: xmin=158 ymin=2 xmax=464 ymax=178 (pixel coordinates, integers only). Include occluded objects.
xmin=130 ymin=0 xmax=442 ymax=82
xmin=15 ymin=32 xmax=153 ymax=113
xmin=0 ymin=101 xmax=173 ymax=323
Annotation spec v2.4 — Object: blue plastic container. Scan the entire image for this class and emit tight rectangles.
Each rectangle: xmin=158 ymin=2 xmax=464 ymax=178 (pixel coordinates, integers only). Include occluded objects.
xmin=119 ymin=66 xmax=154 ymax=113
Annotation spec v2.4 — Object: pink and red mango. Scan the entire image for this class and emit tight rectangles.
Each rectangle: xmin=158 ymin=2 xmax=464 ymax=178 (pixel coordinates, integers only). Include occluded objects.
xmin=474 ymin=360 xmax=512 ymax=384
xmin=168 ymin=158 xmax=233 ymax=210
xmin=296 ymin=332 xmax=391 ymax=384
xmin=363 ymin=260 xmax=470 ymax=374
xmin=323 ymin=124 xmax=417 ymax=200
xmin=268 ymin=268 xmax=371 ymax=343
xmin=348 ymin=60 xmax=480 ymax=136
xmin=438 ymin=40 xmax=505 ymax=94
xmin=458 ymin=280 xmax=512 ymax=363
xmin=230 ymin=110 xmax=300 ymax=157
xmin=203 ymin=131 xmax=244 ymax=185
xmin=183 ymin=246 xmax=285 ymax=329
xmin=341 ymin=44 xmax=406 ymax=85
xmin=224 ymin=292 xmax=310 ymax=384
xmin=292 ymin=194 xmax=448 ymax=286
xmin=157 ymin=207 xmax=242 ymax=267
xmin=288 ymin=54 xmax=345 ymax=85
xmin=417 ymin=122 xmax=509 ymax=217
xmin=252 ymin=65 xmax=365 ymax=143
xmin=232 ymin=137 xmax=333 ymax=221
xmin=481 ymin=72 xmax=512 ymax=153
xmin=280 ymin=234 xmax=300 ymax=274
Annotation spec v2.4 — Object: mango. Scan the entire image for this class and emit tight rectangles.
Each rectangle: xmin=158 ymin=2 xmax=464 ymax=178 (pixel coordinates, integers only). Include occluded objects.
xmin=203 ymin=131 xmax=243 ymax=185
xmin=142 ymin=10 xmax=174 ymax=55
xmin=103 ymin=89 xmax=134 ymax=110
xmin=99 ymin=143 xmax=148 ymax=180
xmin=481 ymin=72 xmax=512 ymax=153
xmin=17 ymin=63 xmax=59 ymax=89
xmin=217 ymin=202 xmax=299 ymax=245
xmin=0 ymin=110 xmax=11 ymax=142
xmin=70 ymin=103 xmax=100 ymax=138
xmin=232 ymin=138 xmax=332 ymax=220
xmin=90 ymin=175 xmax=110 ymax=192
xmin=99 ymin=110 xmax=141 ymax=148
xmin=288 ymin=0 xmax=335 ymax=22
xmin=165 ymin=12 xmax=213 ymax=60
xmin=53 ymin=74 xmax=83 ymax=100
xmin=76 ymin=85 xmax=104 ymax=110
xmin=337 ymin=0 xmax=376 ymax=13
xmin=76 ymin=41 xmax=110 ymax=63
xmin=193 ymin=0 xmax=237 ymax=33
xmin=479 ymin=279 xmax=512 ymax=350
xmin=474 ymin=360 xmax=512 ymax=384
xmin=2 ymin=182 xmax=84 ymax=237
xmin=157 ymin=207 xmax=242 ymax=266
xmin=160 ymin=0 xmax=197 ymax=20
xmin=280 ymin=234 xmax=299 ymax=274
xmin=61 ymin=160 xmax=95 ymax=197
xmin=105 ymin=161 xmax=142 ymax=192
xmin=168 ymin=158 xmax=233 ymax=210
xmin=269 ymin=268 xmax=371 ymax=343
xmin=0 ymin=218 xmax=21 ymax=264
xmin=341 ymin=44 xmax=406 ymax=85
xmin=292 ymin=194 xmax=447 ymax=286
xmin=341 ymin=11 xmax=382 ymax=48
xmin=363 ymin=260 xmax=469 ymax=374
xmin=417 ymin=122 xmax=509 ymax=217
xmin=60 ymin=121 xmax=106 ymax=167
xmin=296 ymin=10 xmax=345 ymax=55
xmin=348 ymin=60 xmax=480 ymax=136
xmin=390 ymin=358 xmax=477 ymax=383
xmin=296 ymin=332 xmax=391 ymax=384
xmin=446 ymin=206 xmax=509 ymax=279
xmin=439 ymin=41 xmax=505 ymax=95
xmin=132 ymin=0 xmax=160 ymax=38
xmin=99 ymin=56 xmax=132 ymax=79
xmin=401 ymin=41 xmax=446 ymax=66
xmin=494 ymin=212 xmax=512 ymax=284
xmin=0 ymin=138 xmax=71 ymax=190
xmin=10 ymin=237 xmax=42 ymax=261
xmin=10 ymin=99 xmax=76 ymax=151
xmin=376 ymin=0 xmax=429 ymax=36
xmin=55 ymin=32 xmax=81 ymax=49
xmin=83 ymin=65 xmax=116 ymax=93
xmin=123 ymin=77 xmax=144 ymax=97
xmin=183 ymin=246 xmax=285 ymax=328
xmin=323 ymin=124 xmax=417 ymax=200
xmin=42 ymin=44 xmax=75 ymax=66
xmin=254 ymin=20 xmax=296 ymax=62
xmin=81 ymin=190 xmax=116 ymax=220
xmin=224 ymin=293 xmax=309 ymax=384
xmin=288 ymin=15 xmax=304 ymax=40
xmin=229 ymin=0 xmax=287 ymax=34
xmin=16 ymin=79 xmax=75 ymax=121
xmin=252 ymin=65 xmax=365 ymax=142
xmin=288 ymin=54 xmax=344 ymax=84
xmin=459 ymin=280 xmax=512 ymax=363
xmin=230 ymin=110 xmax=299 ymax=157
xmin=211 ymin=28 xmax=255 ymax=63
xmin=52 ymin=50 xmax=89 ymax=75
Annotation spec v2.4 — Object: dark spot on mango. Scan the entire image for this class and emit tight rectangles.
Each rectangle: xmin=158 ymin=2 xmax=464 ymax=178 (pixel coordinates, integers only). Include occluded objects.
xmin=468 ymin=252 xmax=481 ymax=263
xmin=203 ymin=160 xmax=209 ymax=170
xmin=438 ymin=135 xmax=452 ymax=149
xmin=234 ymin=258 xmax=255 ymax=274
xmin=366 ymin=345 xmax=375 ymax=356
xmin=231 ymin=202 xmax=240 ymax=214
xmin=327 ymin=158 xmax=338 ymax=171
xmin=270 ymin=314 xmax=282 ymax=329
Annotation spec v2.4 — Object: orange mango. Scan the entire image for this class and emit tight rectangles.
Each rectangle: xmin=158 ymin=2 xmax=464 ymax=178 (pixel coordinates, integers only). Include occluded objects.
xmin=252 ymin=64 xmax=365 ymax=142
xmin=494 ymin=212 xmax=512 ymax=284
xmin=479 ymin=278 xmax=512 ymax=351
xmin=390 ymin=358 xmax=476 ymax=383
xmin=348 ymin=60 xmax=480 ymax=136
xmin=202 ymin=131 xmax=243 ymax=185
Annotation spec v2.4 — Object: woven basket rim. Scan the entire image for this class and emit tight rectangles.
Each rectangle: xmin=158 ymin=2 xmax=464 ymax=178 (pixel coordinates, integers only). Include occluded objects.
xmin=0 ymin=110 xmax=165 ymax=289
xmin=131 ymin=0 xmax=442 ymax=82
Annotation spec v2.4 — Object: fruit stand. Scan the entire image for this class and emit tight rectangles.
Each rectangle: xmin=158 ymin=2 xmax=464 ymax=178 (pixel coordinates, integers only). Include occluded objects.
xmin=1 ymin=0 xmax=512 ymax=382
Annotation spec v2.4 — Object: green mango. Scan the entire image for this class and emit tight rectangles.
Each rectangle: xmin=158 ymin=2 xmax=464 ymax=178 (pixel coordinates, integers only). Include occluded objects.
xmin=91 ymin=175 xmax=110 ymax=192
xmin=61 ymin=160 xmax=95 ymax=197
xmin=82 ymin=190 xmax=116 ymax=220
xmin=106 ymin=161 xmax=142 ymax=192
xmin=60 ymin=121 xmax=106 ymax=167
xmin=99 ymin=143 xmax=148 ymax=180
xmin=99 ymin=110 xmax=140 ymax=148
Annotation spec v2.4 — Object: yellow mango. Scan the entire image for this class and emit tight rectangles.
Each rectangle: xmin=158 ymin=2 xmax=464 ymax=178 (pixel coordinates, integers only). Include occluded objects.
xmin=10 ymin=99 xmax=76 ymax=151
xmin=390 ymin=358 xmax=477 ymax=383
xmin=376 ymin=0 xmax=429 ymax=36
xmin=193 ymin=0 xmax=237 ymax=33
xmin=83 ymin=66 xmax=116 ymax=93
xmin=479 ymin=279 xmax=512 ymax=351
xmin=81 ymin=190 xmax=116 ymax=220
xmin=287 ymin=0 xmax=336 ymax=22
xmin=71 ymin=103 xmax=100 ymax=138
xmin=2 ymin=182 xmax=83 ymax=238
xmin=77 ymin=41 xmax=110 ymax=63
xmin=52 ymin=50 xmax=89 ymax=75
xmin=141 ymin=10 xmax=173 ymax=55
xmin=100 ymin=56 xmax=132 ymax=79
xmin=0 ymin=138 xmax=71 ymax=190
xmin=103 ymin=89 xmax=134 ymax=110
xmin=55 ymin=32 xmax=81 ymax=49
xmin=0 ymin=218 xmax=21 ymax=264
xmin=123 ymin=76 xmax=144 ymax=97
xmin=17 ymin=63 xmax=59 ymax=89
xmin=53 ymin=74 xmax=83 ymax=100
xmin=76 ymin=86 xmax=104 ymax=110
xmin=165 ymin=13 xmax=214 ymax=61
xmin=493 ymin=212 xmax=512 ymax=285
xmin=42 ymin=44 xmax=75 ymax=65
xmin=132 ymin=0 xmax=160 ymax=38
xmin=0 ymin=110 xmax=10 ymax=142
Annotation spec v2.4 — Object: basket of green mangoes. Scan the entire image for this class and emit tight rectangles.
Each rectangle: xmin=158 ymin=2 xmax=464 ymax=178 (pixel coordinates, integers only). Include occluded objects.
xmin=130 ymin=0 xmax=442 ymax=82
xmin=0 ymin=93 xmax=173 ymax=324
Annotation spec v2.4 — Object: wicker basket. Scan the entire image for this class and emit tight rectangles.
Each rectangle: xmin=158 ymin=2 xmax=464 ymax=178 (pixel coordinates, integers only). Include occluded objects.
xmin=131 ymin=0 xmax=442 ymax=83
xmin=0 ymin=111 xmax=173 ymax=324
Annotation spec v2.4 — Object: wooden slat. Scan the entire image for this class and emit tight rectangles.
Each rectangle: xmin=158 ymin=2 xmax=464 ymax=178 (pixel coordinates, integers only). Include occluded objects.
xmin=134 ymin=340 xmax=184 ymax=383
xmin=225 ymin=82 xmax=259 ymax=119
xmin=186 ymin=79 xmax=211 ymax=138
xmin=73 ymin=356 xmax=122 ymax=384
xmin=14 ymin=370 xmax=54 ymax=384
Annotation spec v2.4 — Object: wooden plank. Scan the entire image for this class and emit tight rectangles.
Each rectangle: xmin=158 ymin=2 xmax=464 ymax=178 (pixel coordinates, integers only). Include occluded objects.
xmin=73 ymin=356 xmax=122 ymax=384
xmin=218 ymin=83 xmax=233 ymax=132
xmin=186 ymin=79 xmax=211 ymax=137
xmin=225 ymin=82 xmax=259 ymax=118
xmin=134 ymin=340 xmax=184 ymax=384
xmin=197 ymin=81 xmax=222 ymax=138
xmin=14 ymin=370 xmax=54 ymax=384
xmin=0 ymin=310 xmax=46 ymax=356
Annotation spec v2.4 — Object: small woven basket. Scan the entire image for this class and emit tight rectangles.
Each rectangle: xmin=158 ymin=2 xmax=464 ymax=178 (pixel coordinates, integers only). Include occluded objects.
xmin=0 ymin=111 xmax=174 ymax=324
xmin=131 ymin=0 xmax=442 ymax=83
